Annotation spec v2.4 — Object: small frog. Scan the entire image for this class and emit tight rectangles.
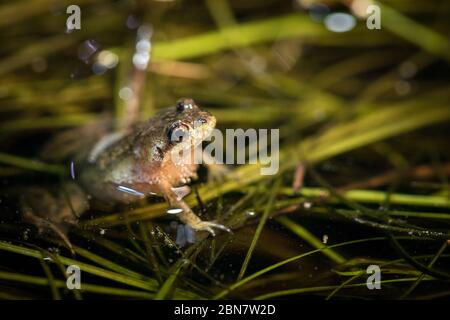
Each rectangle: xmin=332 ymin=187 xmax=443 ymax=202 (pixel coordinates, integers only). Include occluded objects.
xmin=20 ymin=98 xmax=229 ymax=249
xmin=80 ymin=98 xmax=229 ymax=234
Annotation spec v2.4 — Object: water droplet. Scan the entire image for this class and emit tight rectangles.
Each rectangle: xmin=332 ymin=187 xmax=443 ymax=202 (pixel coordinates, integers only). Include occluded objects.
xmin=399 ymin=61 xmax=417 ymax=79
xmin=133 ymin=52 xmax=150 ymax=70
xmin=118 ymin=87 xmax=133 ymax=101
xmin=23 ymin=229 xmax=30 ymax=240
xmin=246 ymin=210 xmax=256 ymax=217
xmin=395 ymin=80 xmax=411 ymax=96
xmin=126 ymin=15 xmax=140 ymax=29
xmin=97 ymin=50 xmax=119 ymax=69
xmin=136 ymin=39 xmax=151 ymax=53
xmin=324 ymin=13 xmax=356 ymax=33
xmin=137 ymin=25 xmax=153 ymax=40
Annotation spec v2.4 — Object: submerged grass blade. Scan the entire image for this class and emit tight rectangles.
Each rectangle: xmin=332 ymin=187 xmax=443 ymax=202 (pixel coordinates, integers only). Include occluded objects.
xmin=237 ymin=179 xmax=281 ymax=280
xmin=154 ymin=260 xmax=187 ymax=300
xmin=72 ymin=245 xmax=150 ymax=281
xmin=213 ymin=237 xmax=386 ymax=299
xmin=0 ymin=271 xmax=153 ymax=299
xmin=85 ymin=184 xmax=450 ymax=228
xmin=39 ymin=256 xmax=61 ymax=300
xmin=253 ymin=277 xmax=434 ymax=300
xmin=401 ymin=241 xmax=449 ymax=298
xmin=0 ymin=241 xmax=158 ymax=292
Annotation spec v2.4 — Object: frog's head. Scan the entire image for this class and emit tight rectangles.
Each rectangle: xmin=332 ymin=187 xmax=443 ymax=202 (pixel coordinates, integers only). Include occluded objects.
xmin=164 ymin=98 xmax=216 ymax=148
xmin=157 ymin=98 xmax=215 ymax=166
xmin=129 ymin=98 xmax=216 ymax=167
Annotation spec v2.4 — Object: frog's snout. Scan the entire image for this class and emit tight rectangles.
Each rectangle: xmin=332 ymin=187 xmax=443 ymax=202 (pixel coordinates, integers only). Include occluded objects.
xmin=206 ymin=112 xmax=216 ymax=127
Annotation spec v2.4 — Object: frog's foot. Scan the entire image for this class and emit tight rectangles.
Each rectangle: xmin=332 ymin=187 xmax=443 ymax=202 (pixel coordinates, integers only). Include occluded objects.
xmin=188 ymin=220 xmax=231 ymax=236
xmin=164 ymin=183 xmax=231 ymax=236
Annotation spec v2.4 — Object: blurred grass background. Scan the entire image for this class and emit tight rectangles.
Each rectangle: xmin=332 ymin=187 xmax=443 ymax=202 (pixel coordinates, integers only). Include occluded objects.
xmin=0 ymin=0 xmax=449 ymax=299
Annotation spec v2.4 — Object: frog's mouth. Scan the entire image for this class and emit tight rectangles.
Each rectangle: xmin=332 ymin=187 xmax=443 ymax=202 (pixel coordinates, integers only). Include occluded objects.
xmin=191 ymin=114 xmax=216 ymax=146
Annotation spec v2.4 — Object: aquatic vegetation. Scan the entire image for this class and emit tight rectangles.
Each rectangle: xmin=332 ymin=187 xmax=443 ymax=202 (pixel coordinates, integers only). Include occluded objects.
xmin=0 ymin=0 xmax=449 ymax=300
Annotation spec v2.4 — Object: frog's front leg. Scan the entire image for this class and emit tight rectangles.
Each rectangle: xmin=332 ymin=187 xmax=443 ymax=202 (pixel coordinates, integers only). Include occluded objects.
xmin=161 ymin=182 xmax=230 ymax=236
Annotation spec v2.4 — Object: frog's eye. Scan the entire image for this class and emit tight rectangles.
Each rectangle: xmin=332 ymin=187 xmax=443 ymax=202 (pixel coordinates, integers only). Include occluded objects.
xmin=167 ymin=123 xmax=189 ymax=143
xmin=176 ymin=98 xmax=195 ymax=112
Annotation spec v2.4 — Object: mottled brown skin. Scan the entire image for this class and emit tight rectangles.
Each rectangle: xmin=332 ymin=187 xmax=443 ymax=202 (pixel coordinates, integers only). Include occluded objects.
xmin=80 ymin=98 xmax=228 ymax=234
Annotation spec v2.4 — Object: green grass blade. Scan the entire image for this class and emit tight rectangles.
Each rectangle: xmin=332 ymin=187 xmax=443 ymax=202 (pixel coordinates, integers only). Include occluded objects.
xmin=0 ymin=152 xmax=65 ymax=175
xmin=237 ymin=179 xmax=281 ymax=280
xmin=0 ymin=271 xmax=153 ymax=299
xmin=253 ymin=277 xmax=434 ymax=300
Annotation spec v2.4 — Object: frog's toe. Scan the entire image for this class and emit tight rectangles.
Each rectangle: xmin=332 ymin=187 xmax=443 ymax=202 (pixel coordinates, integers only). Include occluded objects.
xmin=204 ymin=226 xmax=216 ymax=236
